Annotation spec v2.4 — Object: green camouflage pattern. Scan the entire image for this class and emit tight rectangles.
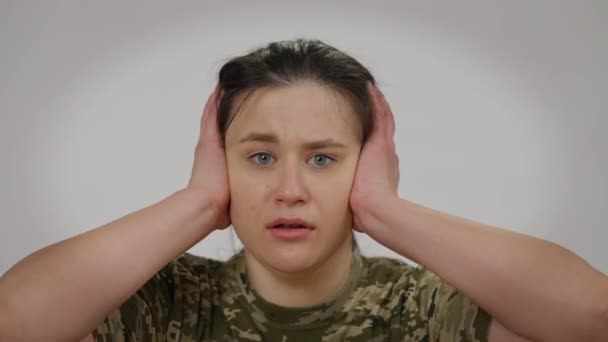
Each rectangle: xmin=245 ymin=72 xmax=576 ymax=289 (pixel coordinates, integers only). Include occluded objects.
xmin=93 ymin=250 xmax=491 ymax=341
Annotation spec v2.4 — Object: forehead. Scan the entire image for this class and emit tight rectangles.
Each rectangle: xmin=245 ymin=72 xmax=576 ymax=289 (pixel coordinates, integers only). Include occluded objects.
xmin=225 ymin=83 xmax=361 ymax=143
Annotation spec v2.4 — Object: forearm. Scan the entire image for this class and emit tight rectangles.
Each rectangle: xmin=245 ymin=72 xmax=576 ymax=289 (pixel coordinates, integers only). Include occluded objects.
xmin=0 ymin=187 xmax=216 ymax=342
xmin=360 ymin=196 xmax=608 ymax=341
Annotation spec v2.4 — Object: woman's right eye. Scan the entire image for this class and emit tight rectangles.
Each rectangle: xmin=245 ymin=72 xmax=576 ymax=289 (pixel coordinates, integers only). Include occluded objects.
xmin=250 ymin=152 xmax=274 ymax=166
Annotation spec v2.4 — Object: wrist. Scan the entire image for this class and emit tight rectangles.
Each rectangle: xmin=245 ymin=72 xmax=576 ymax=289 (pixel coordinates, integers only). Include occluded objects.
xmin=352 ymin=193 xmax=400 ymax=232
xmin=174 ymin=187 xmax=219 ymax=234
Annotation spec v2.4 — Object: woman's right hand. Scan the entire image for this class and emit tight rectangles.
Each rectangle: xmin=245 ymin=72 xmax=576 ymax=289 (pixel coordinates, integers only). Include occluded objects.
xmin=187 ymin=84 xmax=231 ymax=231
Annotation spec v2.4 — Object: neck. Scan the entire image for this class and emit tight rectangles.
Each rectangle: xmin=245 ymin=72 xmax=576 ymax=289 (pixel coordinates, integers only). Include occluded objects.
xmin=244 ymin=237 xmax=354 ymax=308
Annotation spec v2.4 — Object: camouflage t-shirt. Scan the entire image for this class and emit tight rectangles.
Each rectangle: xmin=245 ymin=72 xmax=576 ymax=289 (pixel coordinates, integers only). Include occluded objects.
xmin=93 ymin=250 xmax=491 ymax=341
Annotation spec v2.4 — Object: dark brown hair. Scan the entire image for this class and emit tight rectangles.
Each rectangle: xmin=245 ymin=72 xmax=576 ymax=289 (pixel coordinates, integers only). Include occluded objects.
xmin=216 ymin=38 xmax=376 ymax=144
xmin=217 ymin=38 xmax=377 ymax=253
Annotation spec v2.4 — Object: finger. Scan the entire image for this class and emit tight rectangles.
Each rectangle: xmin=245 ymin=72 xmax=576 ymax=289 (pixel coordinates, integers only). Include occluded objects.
xmin=200 ymin=84 xmax=221 ymax=139
xmin=201 ymin=84 xmax=220 ymax=134
xmin=366 ymin=81 xmax=385 ymax=139
xmin=375 ymin=86 xmax=396 ymax=139
xmin=369 ymin=83 xmax=394 ymax=141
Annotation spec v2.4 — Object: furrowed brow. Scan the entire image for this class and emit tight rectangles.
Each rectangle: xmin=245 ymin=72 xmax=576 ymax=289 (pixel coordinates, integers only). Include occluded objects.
xmin=239 ymin=132 xmax=278 ymax=144
xmin=239 ymin=133 xmax=346 ymax=149
xmin=302 ymin=139 xmax=346 ymax=150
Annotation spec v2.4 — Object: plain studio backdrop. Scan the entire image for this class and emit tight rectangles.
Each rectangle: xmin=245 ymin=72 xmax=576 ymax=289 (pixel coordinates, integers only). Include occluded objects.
xmin=1 ymin=1 xmax=606 ymax=275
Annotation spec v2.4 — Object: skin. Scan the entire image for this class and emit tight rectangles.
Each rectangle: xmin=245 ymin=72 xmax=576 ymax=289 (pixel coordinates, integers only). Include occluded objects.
xmin=3 ymin=80 xmax=604 ymax=342
xmin=215 ymin=81 xmax=526 ymax=339
xmin=350 ymin=84 xmax=608 ymax=341
xmin=216 ymin=81 xmax=607 ymax=341
xmin=223 ymin=83 xmax=361 ymax=307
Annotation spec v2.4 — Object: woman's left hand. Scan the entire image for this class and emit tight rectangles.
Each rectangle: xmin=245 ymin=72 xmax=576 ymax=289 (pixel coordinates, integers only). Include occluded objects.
xmin=350 ymin=82 xmax=400 ymax=233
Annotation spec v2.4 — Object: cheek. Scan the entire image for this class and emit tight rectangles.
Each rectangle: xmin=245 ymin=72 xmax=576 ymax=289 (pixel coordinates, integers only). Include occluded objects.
xmin=315 ymin=162 xmax=358 ymax=212
xmin=226 ymin=154 xmax=251 ymax=196
xmin=226 ymin=162 xmax=268 ymax=220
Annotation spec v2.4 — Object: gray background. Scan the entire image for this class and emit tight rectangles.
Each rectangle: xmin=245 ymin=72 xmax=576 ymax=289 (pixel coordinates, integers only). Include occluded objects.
xmin=1 ymin=1 xmax=606 ymax=274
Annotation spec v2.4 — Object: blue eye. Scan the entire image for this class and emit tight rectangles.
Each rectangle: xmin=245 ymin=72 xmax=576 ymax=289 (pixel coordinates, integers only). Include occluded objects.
xmin=308 ymin=154 xmax=334 ymax=168
xmin=249 ymin=153 xmax=334 ymax=168
xmin=251 ymin=152 xmax=274 ymax=165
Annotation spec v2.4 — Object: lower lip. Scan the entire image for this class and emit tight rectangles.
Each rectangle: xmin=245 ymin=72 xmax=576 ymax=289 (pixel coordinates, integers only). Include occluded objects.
xmin=267 ymin=228 xmax=313 ymax=240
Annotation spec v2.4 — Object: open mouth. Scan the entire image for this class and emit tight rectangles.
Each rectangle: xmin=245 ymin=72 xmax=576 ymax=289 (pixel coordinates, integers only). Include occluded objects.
xmin=267 ymin=217 xmax=315 ymax=230
xmin=271 ymin=224 xmax=310 ymax=229
xmin=267 ymin=221 xmax=314 ymax=240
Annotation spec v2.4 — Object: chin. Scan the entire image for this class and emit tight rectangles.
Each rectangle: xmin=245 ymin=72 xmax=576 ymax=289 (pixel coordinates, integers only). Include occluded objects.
xmin=262 ymin=245 xmax=322 ymax=273
xmin=236 ymin=224 xmax=351 ymax=274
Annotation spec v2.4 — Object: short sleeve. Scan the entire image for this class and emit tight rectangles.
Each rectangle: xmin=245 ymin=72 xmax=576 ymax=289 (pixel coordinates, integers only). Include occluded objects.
xmin=92 ymin=262 xmax=175 ymax=342
xmin=404 ymin=267 xmax=492 ymax=342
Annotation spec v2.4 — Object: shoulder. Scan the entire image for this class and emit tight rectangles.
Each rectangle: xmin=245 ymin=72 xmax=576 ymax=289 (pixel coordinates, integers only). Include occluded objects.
xmin=362 ymin=255 xmax=465 ymax=310
xmin=166 ymin=252 xmax=226 ymax=277
xmin=360 ymin=254 xmax=420 ymax=287
xmin=361 ymin=255 xmax=457 ymax=294
xmin=92 ymin=253 xmax=230 ymax=341
xmin=358 ymin=255 xmax=476 ymax=321
xmin=358 ymin=255 xmax=491 ymax=341
xmin=158 ymin=252 xmax=231 ymax=303
xmin=357 ymin=255 xmax=442 ymax=314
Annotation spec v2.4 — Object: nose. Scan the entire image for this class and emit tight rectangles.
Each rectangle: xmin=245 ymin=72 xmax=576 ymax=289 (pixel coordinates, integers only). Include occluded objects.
xmin=274 ymin=158 xmax=309 ymax=206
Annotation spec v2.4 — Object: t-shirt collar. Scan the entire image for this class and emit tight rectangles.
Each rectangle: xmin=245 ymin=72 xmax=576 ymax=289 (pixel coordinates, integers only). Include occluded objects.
xmin=229 ymin=249 xmax=364 ymax=330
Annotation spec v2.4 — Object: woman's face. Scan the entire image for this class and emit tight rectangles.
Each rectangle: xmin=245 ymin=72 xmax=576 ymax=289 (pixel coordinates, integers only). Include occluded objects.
xmin=224 ymin=83 xmax=362 ymax=273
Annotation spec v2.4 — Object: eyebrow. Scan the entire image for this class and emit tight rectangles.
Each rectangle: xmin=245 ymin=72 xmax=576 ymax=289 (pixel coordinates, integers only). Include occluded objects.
xmin=238 ymin=132 xmax=347 ymax=149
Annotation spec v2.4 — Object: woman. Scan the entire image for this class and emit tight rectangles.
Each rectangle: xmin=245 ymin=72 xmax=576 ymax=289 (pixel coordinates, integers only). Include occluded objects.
xmin=1 ymin=39 xmax=607 ymax=342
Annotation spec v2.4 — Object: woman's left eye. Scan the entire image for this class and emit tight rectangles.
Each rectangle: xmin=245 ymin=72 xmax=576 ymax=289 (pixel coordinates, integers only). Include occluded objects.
xmin=307 ymin=154 xmax=334 ymax=167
